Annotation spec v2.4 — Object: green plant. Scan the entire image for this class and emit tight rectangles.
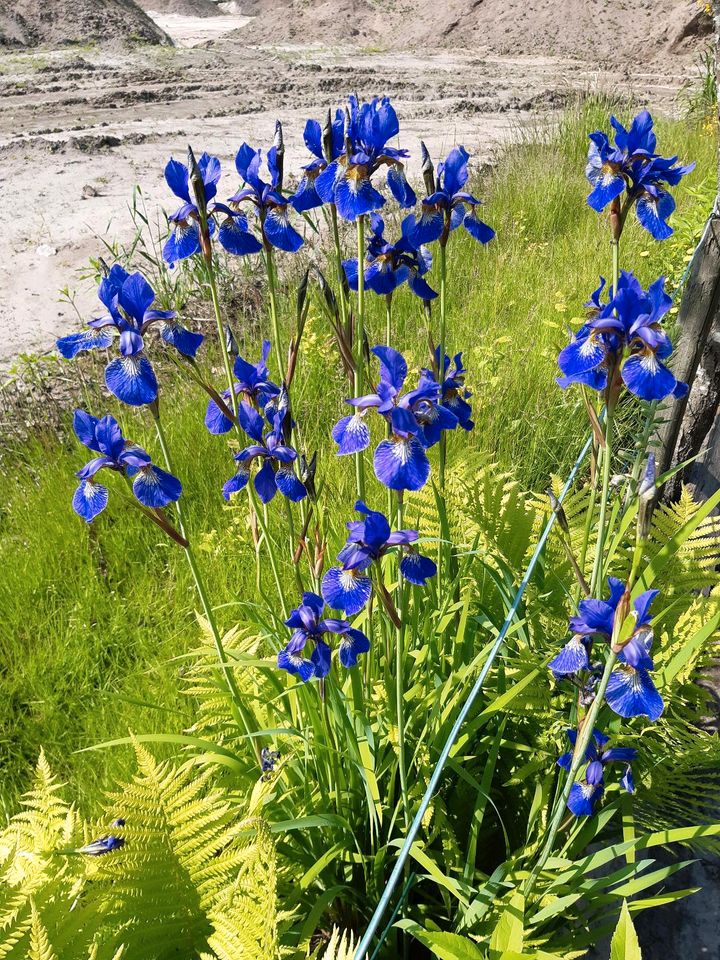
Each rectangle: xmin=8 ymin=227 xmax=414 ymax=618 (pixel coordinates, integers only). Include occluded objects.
xmin=0 ymin=747 xmax=281 ymax=959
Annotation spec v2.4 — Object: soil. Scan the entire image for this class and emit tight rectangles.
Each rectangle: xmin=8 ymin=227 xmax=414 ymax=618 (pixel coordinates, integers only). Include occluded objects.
xmin=0 ymin=3 xmax=707 ymax=369
xmin=231 ymin=0 xmax=714 ymax=61
xmin=0 ymin=0 xmax=170 ymax=49
xmin=136 ymin=0 xmax=222 ymax=18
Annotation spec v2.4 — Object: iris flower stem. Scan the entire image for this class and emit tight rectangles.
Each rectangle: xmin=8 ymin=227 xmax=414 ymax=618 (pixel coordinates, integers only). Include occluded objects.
xmin=590 ymin=406 xmax=614 ymax=596
xmin=437 ymin=242 xmax=448 ymax=491
xmin=206 ymin=265 xmax=238 ymax=422
xmin=248 ymin=482 xmax=288 ymax=618
xmin=330 ymin=204 xmax=350 ymax=339
xmin=395 ymin=494 xmax=410 ymax=833
xmin=151 ymin=410 xmax=261 ymax=765
xmin=265 ymin=245 xmax=285 ymax=381
xmin=354 ymin=215 xmax=367 ymax=502
xmin=525 ymin=648 xmax=617 ymax=900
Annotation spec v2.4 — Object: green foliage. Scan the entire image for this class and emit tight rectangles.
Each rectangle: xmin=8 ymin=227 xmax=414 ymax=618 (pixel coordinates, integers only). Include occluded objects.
xmin=0 ymin=748 xmax=280 ymax=960
xmin=609 ymin=902 xmax=642 ymax=960
xmin=0 ymin=103 xmax=715 ymax=814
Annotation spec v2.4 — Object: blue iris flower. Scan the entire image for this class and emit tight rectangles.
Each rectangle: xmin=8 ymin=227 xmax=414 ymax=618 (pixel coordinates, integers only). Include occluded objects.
xmin=314 ymin=95 xmax=416 ymax=221
xmin=162 ymin=151 xmax=262 ymax=265
xmin=606 ymin=589 xmax=664 ymax=722
xmin=586 ymin=110 xmax=694 ymax=240
xmin=223 ymin=402 xmax=306 ymax=505
xmin=57 ymin=266 xmax=202 ymax=407
xmin=422 ymin=349 xmax=474 ymax=432
xmin=557 ymin=729 xmax=637 ymax=817
xmin=321 ymin=500 xmax=437 ymax=615
xmin=410 ymin=145 xmax=495 ymax=248
xmin=291 ymin=109 xmax=345 ymax=213
xmin=332 ymin=345 xmax=458 ymax=491
xmin=205 ymin=340 xmax=280 ymax=435
xmin=342 ymin=213 xmax=438 ymax=301
xmin=277 ymin=591 xmax=370 ymax=682
xmin=72 ymin=409 xmax=181 ymax=523
xmin=557 ymin=271 xmax=688 ymax=402
xmin=226 ymin=142 xmax=304 ymax=253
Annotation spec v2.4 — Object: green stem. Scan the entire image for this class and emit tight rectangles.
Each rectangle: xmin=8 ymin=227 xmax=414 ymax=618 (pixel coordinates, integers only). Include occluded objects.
xmin=248 ymin=482 xmax=288 ymax=617
xmin=331 ymin=204 xmax=350 ymax=340
xmin=265 ymin=244 xmax=285 ymax=381
xmin=395 ymin=493 xmax=410 ymax=832
xmin=525 ymin=649 xmax=618 ymax=898
xmin=354 ymin=215 xmax=367 ymax=502
xmin=207 ymin=267 xmax=238 ymax=421
xmin=437 ymin=242 xmax=448 ymax=491
xmin=589 ymin=405 xmax=614 ymax=596
xmin=385 ymin=294 xmax=392 ymax=347
xmin=152 ymin=411 xmax=261 ymax=765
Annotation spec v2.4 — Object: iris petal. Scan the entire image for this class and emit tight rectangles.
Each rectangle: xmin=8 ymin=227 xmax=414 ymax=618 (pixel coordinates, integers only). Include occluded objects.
xmin=399 ymin=552 xmax=437 ymax=585
xmin=132 ymin=466 xmax=182 ymax=508
xmin=605 ymin=667 xmax=664 ymax=721
xmin=321 ymin=566 xmax=372 ymax=615
xmin=622 ymin=352 xmax=677 ymax=401
xmin=105 ymin=356 xmax=158 ymax=407
xmin=373 ymin=437 xmax=430 ymax=491
xmin=332 ymin=413 xmax=371 ymax=455
xmin=72 ymin=480 xmax=109 ymax=522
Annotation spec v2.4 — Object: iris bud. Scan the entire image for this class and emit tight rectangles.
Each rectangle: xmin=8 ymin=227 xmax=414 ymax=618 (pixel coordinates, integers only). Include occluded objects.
xmin=274 ymin=120 xmax=285 ymax=191
xmin=322 ymin=108 xmax=334 ymax=163
xmin=547 ymin=488 xmax=570 ymax=536
xmin=224 ymin=324 xmax=239 ymax=358
xmin=420 ymin=140 xmax=435 ymax=194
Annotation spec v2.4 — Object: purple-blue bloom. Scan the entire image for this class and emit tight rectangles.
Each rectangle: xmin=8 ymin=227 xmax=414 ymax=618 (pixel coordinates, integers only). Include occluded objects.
xmin=606 ymin=589 xmax=664 ymax=722
xmin=226 ymin=142 xmax=304 ymax=253
xmin=223 ymin=402 xmax=306 ymax=505
xmin=342 ymin=213 xmax=437 ymax=301
xmin=71 ymin=409 xmax=181 ymax=522
xmin=321 ymin=501 xmax=436 ymax=614
xmin=313 ymin=96 xmax=416 ymax=221
xmin=205 ymin=340 xmax=280 ymax=435
xmin=332 ymin=345 xmax=458 ymax=491
xmin=291 ymin=109 xmax=345 ymax=213
xmin=162 ymin=152 xmax=222 ymax=264
xmin=277 ymin=591 xmax=370 ymax=682
xmin=57 ymin=267 xmax=202 ymax=408
xmin=557 ymin=272 xmax=688 ymax=402
xmin=557 ymin=728 xmax=637 ymax=817
xmin=410 ymin=144 xmax=495 ymax=248
xmin=422 ymin=349 xmax=474 ymax=432
xmin=586 ymin=110 xmax=694 ymax=240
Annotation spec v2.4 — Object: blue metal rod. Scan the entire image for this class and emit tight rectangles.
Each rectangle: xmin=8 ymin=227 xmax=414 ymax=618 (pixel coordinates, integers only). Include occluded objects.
xmin=354 ymin=431 xmax=595 ymax=959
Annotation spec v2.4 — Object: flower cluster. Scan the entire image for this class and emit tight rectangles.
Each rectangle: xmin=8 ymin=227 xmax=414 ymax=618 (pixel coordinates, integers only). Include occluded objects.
xmin=321 ymin=501 xmax=436 ymax=614
xmin=223 ymin=399 xmax=306 ymax=505
xmin=550 ymin=577 xmax=664 ymax=723
xmin=586 ymin=110 xmax=694 ymax=240
xmin=71 ymin=410 xmax=181 ymax=522
xmin=277 ymin=591 xmax=370 ymax=682
xmin=558 ymin=729 xmax=636 ymax=817
xmin=57 ymin=267 xmax=203 ymax=407
xmin=557 ymin=272 xmax=688 ymax=403
xmin=410 ymin=143 xmax=495 ymax=248
xmin=311 ymin=96 xmax=416 ymax=221
xmin=342 ymin=213 xmax=437 ymax=301
xmin=332 ymin=346 xmax=462 ymax=491
xmin=205 ymin=340 xmax=280 ymax=436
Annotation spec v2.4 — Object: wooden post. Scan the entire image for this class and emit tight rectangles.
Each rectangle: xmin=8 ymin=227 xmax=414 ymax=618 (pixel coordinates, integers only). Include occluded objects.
xmin=658 ymin=2 xmax=720 ymax=500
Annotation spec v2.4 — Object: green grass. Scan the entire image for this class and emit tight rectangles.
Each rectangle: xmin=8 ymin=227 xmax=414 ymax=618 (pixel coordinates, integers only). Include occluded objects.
xmin=0 ymin=97 xmax=715 ymax=816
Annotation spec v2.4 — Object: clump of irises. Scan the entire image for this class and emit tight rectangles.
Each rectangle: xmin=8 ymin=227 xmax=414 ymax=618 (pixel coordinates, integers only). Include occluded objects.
xmin=543 ymin=109 xmax=691 ymax=830
xmin=54 ymin=100 xmax=690 ymax=837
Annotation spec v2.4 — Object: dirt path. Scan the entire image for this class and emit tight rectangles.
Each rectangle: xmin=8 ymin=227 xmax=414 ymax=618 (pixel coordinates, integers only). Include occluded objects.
xmin=0 ymin=16 xmax=694 ymax=369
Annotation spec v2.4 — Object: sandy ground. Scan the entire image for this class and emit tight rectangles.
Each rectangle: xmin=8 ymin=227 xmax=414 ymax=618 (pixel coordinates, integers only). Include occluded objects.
xmin=0 ymin=15 xmax=694 ymax=370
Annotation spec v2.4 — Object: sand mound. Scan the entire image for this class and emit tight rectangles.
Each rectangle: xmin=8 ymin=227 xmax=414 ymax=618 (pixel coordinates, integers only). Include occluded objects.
xmin=0 ymin=0 xmax=171 ymax=49
xmin=227 ymin=0 xmax=713 ymax=60
xmin=137 ymin=0 xmax=222 ymax=17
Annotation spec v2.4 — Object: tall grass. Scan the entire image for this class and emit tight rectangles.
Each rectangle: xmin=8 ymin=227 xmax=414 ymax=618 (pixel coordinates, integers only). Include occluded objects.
xmin=0 ymin=97 xmax=715 ymax=815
